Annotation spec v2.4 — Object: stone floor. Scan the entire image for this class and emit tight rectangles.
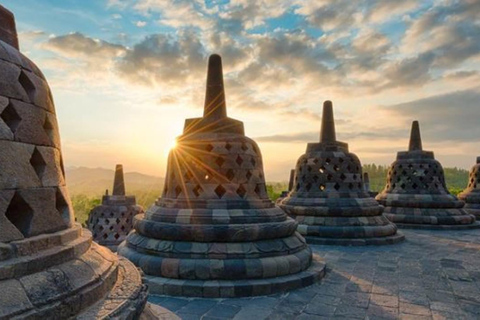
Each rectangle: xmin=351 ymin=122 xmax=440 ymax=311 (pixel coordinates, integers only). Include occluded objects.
xmin=148 ymin=229 xmax=480 ymax=319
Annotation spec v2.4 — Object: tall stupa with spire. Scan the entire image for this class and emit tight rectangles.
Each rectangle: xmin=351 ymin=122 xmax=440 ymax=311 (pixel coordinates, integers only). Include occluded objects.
xmin=278 ymin=101 xmax=404 ymax=245
xmin=118 ymin=54 xmax=325 ymax=298
xmin=376 ymin=121 xmax=479 ymax=229
xmin=87 ymin=164 xmax=144 ymax=251
xmin=0 ymin=5 xmax=158 ymax=319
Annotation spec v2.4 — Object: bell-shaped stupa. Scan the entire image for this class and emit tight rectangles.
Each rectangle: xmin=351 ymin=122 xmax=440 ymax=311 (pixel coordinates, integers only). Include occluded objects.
xmin=118 ymin=54 xmax=325 ymax=298
xmin=278 ymin=101 xmax=404 ymax=245
xmin=376 ymin=121 xmax=478 ymax=229
xmin=87 ymin=164 xmax=144 ymax=251
xmin=0 ymin=6 xmax=156 ymax=319
xmin=456 ymin=157 xmax=480 ymax=218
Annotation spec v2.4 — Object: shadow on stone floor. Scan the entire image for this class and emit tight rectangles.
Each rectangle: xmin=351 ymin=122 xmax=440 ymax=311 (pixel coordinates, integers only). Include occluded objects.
xmin=147 ymin=229 xmax=480 ymax=319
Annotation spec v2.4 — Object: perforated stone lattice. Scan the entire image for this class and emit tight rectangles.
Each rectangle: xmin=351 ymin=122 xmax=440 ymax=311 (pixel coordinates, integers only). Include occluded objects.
xmin=294 ymin=152 xmax=364 ymax=195
xmin=163 ymin=138 xmax=268 ymax=201
xmin=383 ymin=161 xmax=448 ymax=194
xmin=88 ymin=205 xmax=140 ymax=245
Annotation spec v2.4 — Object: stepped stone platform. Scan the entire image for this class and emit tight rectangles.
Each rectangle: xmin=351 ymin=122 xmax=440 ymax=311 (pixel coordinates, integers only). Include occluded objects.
xmin=147 ymin=228 xmax=480 ymax=320
xmin=376 ymin=121 xmax=479 ymax=230
xmin=0 ymin=5 xmax=152 ymax=319
xmin=278 ymin=101 xmax=404 ymax=246
xmin=458 ymin=157 xmax=480 ymax=218
xmin=87 ymin=164 xmax=144 ymax=251
xmin=119 ymin=54 xmax=325 ymax=297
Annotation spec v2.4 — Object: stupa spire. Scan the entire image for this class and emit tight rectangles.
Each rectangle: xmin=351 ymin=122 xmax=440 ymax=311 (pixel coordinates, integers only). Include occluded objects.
xmin=203 ymin=54 xmax=227 ymax=120
xmin=320 ymin=100 xmax=336 ymax=143
xmin=408 ymin=120 xmax=423 ymax=151
xmin=0 ymin=5 xmax=19 ymax=49
xmin=112 ymin=164 xmax=125 ymax=196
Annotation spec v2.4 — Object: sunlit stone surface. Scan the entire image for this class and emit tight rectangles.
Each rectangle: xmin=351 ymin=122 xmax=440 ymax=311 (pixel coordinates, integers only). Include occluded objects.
xmin=87 ymin=164 xmax=144 ymax=251
xmin=278 ymin=101 xmax=404 ymax=245
xmin=376 ymin=121 xmax=479 ymax=229
xmin=458 ymin=157 xmax=480 ymax=218
xmin=119 ymin=54 xmax=326 ymax=298
xmin=0 ymin=6 xmax=153 ymax=319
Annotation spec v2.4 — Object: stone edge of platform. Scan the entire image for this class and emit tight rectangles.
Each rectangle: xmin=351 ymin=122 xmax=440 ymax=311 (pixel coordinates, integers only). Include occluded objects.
xmin=394 ymin=221 xmax=480 ymax=230
xmin=143 ymin=254 xmax=326 ymax=298
xmin=305 ymin=233 xmax=406 ymax=246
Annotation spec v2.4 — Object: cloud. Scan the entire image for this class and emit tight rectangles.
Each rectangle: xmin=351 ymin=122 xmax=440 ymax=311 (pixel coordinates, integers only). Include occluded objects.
xmin=385 ymin=88 xmax=480 ymax=142
xmin=136 ymin=20 xmax=147 ymax=27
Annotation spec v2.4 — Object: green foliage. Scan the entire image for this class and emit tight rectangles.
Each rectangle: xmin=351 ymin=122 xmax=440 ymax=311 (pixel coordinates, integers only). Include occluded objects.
xmin=71 ymin=194 xmax=101 ymax=227
xmin=267 ymin=183 xmax=287 ymax=201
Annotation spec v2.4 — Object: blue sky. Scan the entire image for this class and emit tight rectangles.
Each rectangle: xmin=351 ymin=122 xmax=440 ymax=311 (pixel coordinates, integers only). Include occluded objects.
xmin=3 ymin=0 xmax=480 ymax=180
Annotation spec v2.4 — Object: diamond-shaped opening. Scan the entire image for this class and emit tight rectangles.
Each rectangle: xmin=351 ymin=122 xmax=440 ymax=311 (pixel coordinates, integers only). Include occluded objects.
xmin=19 ymin=71 xmax=36 ymax=102
xmin=400 ymin=183 xmax=406 ymax=189
xmin=327 ymin=174 xmax=333 ymax=181
xmin=246 ymin=170 xmax=252 ymax=180
xmin=215 ymin=157 xmax=225 ymax=167
xmin=307 ymin=166 xmax=312 ymax=172
xmin=55 ymin=188 xmax=70 ymax=223
xmin=225 ymin=142 xmax=232 ymax=151
xmin=250 ymin=158 xmax=256 ymax=167
xmin=121 ymin=225 xmax=126 ymax=231
xmin=1 ymin=102 xmax=21 ymax=134
xmin=105 ymin=219 xmax=110 ymax=225
xmin=319 ymin=166 xmax=325 ymax=174
xmin=312 ymin=175 xmax=319 ymax=182
xmin=334 ymin=183 xmax=340 ymax=191
xmin=214 ymin=185 xmax=226 ymax=198
xmin=103 ymin=233 xmax=108 ymax=239
xmin=205 ymin=144 xmax=214 ymax=152
xmin=296 ymin=183 xmax=300 ymax=191
xmin=301 ymin=175 xmax=306 ymax=182
xmin=325 ymin=158 xmax=331 ymax=164
xmin=353 ymin=174 xmax=357 ymax=180
xmin=305 ymin=183 xmax=312 ymax=191
xmin=348 ymin=183 xmax=354 ymax=190
xmin=114 ymin=233 xmax=120 ymax=240
xmin=226 ymin=169 xmax=235 ymax=181
xmin=339 ymin=158 xmax=344 ymax=163
xmin=5 ymin=192 xmax=34 ymax=237
xmin=116 ymin=218 xmax=121 ymax=224
xmin=333 ymin=165 xmax=339 ymax=171
xmin=313 ymin=158 xmax=319 ymax=164
xmin=319 ymin=184 xmax=326 ymax=191
xmin=193 ymin=185 xmax=203 ymax=197
xmin=241 ymin=142 xmax=248 ymax=151
xmin=412 ymin=183 xmax=418 ymax=189
xmin=109 ymin=226 xmax=114 ymax=231
xmin=43 ymin=115 xmax=55 ymax=143
xmin=99 ymin=225 xmax=104 ymax=231
xmin=254 ymin=184 xmax=263 ymax=197
xmin=175 ymin=185 xmax=182 ymax=197
xmin=236 ymin=155 xmax=243 ymax=166
xmin=204 ymin=174 xmax=211 ymax=181
xmin=29 ymin=147 xmax=47 ymax=181
xmin=340 ymin=173 xmax=346 ymax=181
xmin=236 ymin=184 xmax=247 ymax=198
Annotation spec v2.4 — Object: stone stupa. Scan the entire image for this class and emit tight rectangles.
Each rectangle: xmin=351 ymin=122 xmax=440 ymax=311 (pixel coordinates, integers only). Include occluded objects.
xmin=458 ymin=157 xmax=480 ymax=217
xmin=118 ymin=54 xmax=326 ymax=298
xmin=0 ymin=6 xmax=157 ymax=319
xmin=376 ymin=121 xmax=478 ymax=229
xmin=87 ymin=164 xmax=144 ymax=251
xmin=278 ymin=101 xmax=404 ymax=245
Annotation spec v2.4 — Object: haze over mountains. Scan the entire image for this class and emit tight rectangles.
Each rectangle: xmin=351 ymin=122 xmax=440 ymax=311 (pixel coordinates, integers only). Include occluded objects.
xmin=65 ymin=166 xmax=164 ymax=196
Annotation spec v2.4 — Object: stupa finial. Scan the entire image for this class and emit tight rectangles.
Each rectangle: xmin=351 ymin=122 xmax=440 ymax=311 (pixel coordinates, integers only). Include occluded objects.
xmin=203 ymin=54 xmax=227 ymax=120
xmin=408 ymin=120 xmax=423 ymax=151
xmin=0 ymin=5 xmax=18 ymax=49
xmin=288 ymin=169 xmax=295 ymax=192
xmin=112 ymin=164 xmax=125 ymax=196
xmin=320 ymin=100 xmax=336 ymax=143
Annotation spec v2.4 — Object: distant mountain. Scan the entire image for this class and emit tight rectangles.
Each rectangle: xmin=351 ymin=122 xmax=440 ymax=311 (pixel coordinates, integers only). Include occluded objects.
xmin=65 ymin=166 xmax=164 ymax=196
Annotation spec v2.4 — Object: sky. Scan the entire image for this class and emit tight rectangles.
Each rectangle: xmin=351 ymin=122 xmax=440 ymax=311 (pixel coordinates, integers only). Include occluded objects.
xmin=3 ymin=0 xmax=480 ymax=181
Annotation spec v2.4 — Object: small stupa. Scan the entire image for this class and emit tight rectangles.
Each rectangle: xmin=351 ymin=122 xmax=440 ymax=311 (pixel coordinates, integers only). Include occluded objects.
xmin=278 ymin=101 xmax=404 ymax=245
xmin=277 ymin=169 xmax=295 ymax=202
xmin=87 ymin=164 xmax=144 ymax=251
xmin=456 ymin=157 xmax=480 ymax=217
xmin=119 ymin=54 xmax=325 ymax=298
xmin=376 ymin=121 xmax=478 ymax=229
xmin=0 ymin=5 xmax=158 ymax=319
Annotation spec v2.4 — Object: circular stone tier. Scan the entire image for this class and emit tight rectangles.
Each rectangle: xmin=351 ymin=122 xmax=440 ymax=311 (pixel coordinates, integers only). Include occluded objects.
xmin=376 ymin=121 xmax=479 ymax=230
xmin=118 ymin=54 xmax=325 ymax=297
xmin=458 ymin=157 xmax=480 ymax=217
xmin=278 ymin=101 xmax=404 ymax=246
xmin=0 ymin=224 xmax=148 ymax=319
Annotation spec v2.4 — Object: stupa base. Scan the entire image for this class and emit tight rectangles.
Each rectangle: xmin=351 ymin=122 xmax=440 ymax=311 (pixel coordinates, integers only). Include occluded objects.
xmin=143 ymin=255 xmax=326 ymax=298
xmin=393 ymin=221 xmax=480 ymax=230
xmin=464 ymin=208 xmax=480 ymax=218
xmin=305 ymin=233 xmax=405 ymax=246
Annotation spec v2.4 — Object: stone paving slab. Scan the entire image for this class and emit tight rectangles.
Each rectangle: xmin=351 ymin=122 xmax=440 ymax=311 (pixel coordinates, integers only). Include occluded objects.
xmin=149 ymin=229 xmax=480 ymax=319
